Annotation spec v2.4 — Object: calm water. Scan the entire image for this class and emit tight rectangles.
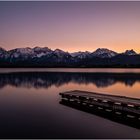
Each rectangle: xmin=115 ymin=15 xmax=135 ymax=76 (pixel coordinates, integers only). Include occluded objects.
xmin=0 ymin=68 xmax=140 ymax=138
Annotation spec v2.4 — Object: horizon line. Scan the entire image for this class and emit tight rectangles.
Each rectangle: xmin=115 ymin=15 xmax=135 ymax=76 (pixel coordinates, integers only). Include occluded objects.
xmin=0 ymin=46 xmax=139 ymax=54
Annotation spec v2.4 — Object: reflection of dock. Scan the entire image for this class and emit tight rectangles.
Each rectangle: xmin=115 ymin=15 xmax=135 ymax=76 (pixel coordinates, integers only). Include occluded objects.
xmin=59 ymin=90 xmax=140 ymax=129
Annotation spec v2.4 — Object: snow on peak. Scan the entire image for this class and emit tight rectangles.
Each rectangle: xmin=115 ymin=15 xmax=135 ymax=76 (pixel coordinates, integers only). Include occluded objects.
xmin=124 ymin=49 xmax=137 ymax=55
xmin=33 ymin=46 xmax=51 ymax=52
xmin=54 ymin=49 xmax=68 ymax=55
xmin=53 ymin=49 xmax=70 ymax=58
xmin=92 ymin=48 xmax=117 ymax=58
xmin=33 ymin=46 xmax=53 ymax=57
xmin=71 ymin=51 xmax=90 ymax=58
xmin=0 ymin=47 xmax=7 ymax=58
xmin=15 ymin=47 xmax=33 ymax=54
xmin=1 ymin=46 xmax=139 ymax=60
xmin=8 ymin=47 xmax=34 ymax=58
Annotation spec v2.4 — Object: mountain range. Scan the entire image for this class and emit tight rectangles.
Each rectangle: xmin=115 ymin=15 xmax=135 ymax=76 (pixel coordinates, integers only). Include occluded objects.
xmin=0 ymin=46 xmax=140 ymax=67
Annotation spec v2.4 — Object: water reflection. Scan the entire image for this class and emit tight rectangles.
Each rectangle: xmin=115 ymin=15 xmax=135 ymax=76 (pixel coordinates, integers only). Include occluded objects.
xmin=0 ymin=72 xmax=140 ymax=89
xmin=60 ymin=99 xmax=140 ymax=129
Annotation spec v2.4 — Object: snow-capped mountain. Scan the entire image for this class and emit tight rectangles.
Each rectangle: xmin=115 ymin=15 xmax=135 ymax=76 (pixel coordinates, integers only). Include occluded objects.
xmin=92 ymin=48 xmax=118 ymax=58
xmin=8 ymin=47 xmax=34 ymax=59
xmin=54 ymin=49 xmax=70 ymax=57
xmin=123 ymin=49 xmax=137 ymax=56
xmin=33 ymin=46 xmax=53 ymax=58
xmin=0 ymin=47 xmax=8 ymax=58
xmin=71 ymin=51 xmax=90 ymax=59
xmin=7 ymin=47 xmax=54 ymax=59
xmin=0 ymin=47 xmax=139 ymax=59
xmin=52 ymin=49 xmax=72 ymax=63
xmin=0 ymin=46 xmax=140 ymax=67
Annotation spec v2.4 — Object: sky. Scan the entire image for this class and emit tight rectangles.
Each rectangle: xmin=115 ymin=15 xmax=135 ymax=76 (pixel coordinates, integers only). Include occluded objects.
xmin=1 ymin=1 xmax=140 ymax=53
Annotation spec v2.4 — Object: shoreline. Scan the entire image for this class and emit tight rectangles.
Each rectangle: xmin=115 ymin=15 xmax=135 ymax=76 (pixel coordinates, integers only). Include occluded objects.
xmin=1 ymin=67 xmax=140 ymax=73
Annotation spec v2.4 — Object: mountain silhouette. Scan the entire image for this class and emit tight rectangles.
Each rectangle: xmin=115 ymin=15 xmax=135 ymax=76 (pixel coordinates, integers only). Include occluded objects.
xmin=0 ymin=47 xmax=140 ymax=67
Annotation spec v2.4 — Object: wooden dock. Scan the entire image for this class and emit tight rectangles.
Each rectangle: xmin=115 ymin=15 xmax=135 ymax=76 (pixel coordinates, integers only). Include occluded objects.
xmin=59 ymin=90 xmax=140 ymax=128
xmin=60 ymin=90 xmax=140 ymax=109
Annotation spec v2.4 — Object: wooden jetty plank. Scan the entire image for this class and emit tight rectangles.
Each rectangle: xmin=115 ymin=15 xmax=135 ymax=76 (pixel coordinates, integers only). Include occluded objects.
xmin=60 ymin=90 xmax=140 ymax=107
xmin=60 ymin=90 xmax=140 ymax=129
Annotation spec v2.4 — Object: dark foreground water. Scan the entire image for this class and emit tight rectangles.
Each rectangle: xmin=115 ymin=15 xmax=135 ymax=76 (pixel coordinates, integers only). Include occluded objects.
xmin=0 ymin=68 xmax=140 ymax=138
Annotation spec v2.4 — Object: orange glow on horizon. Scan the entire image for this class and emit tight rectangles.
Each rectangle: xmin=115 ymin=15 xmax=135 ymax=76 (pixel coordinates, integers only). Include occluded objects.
xmin=1 ymin=1 xmax=140 ymax=54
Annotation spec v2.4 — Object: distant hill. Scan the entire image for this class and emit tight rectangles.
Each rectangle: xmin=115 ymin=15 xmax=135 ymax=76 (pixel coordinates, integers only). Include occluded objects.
xmin=0 ymin=47 xmax=140 ymax=68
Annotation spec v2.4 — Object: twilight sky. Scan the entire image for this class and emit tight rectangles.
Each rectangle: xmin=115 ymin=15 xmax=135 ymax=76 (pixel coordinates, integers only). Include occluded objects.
xmin=1 ymin=1 xmax=140 ymax=52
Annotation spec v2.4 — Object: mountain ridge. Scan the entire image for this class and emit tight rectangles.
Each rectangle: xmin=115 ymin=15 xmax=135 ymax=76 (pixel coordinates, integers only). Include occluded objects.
xmin=0 ymin=46 xmax=139 ymax=56
xmin=0 ymin=46 xmax=140 ymax=68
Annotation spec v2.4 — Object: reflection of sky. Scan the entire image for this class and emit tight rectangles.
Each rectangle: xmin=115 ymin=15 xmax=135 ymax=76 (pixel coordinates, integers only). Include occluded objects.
xmin=1 ymin=1 xmax=140 ymax=53
xmin=1 ymin=83 xmax=140 ymax=138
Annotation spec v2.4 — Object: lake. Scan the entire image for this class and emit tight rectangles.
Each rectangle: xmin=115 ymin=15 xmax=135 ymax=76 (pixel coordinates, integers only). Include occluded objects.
xmin=0 ymin=68 xmax=140 ymax=138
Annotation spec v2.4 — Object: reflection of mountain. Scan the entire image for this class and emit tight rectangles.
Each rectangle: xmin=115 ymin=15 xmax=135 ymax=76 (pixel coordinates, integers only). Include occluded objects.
xmin=0 ymin=72 xmax=140 ymax=89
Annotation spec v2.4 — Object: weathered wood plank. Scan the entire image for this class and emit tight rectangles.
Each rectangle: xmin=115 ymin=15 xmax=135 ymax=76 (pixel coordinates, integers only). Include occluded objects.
xmin=60 ymin=90 xmax=140 ymax=107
